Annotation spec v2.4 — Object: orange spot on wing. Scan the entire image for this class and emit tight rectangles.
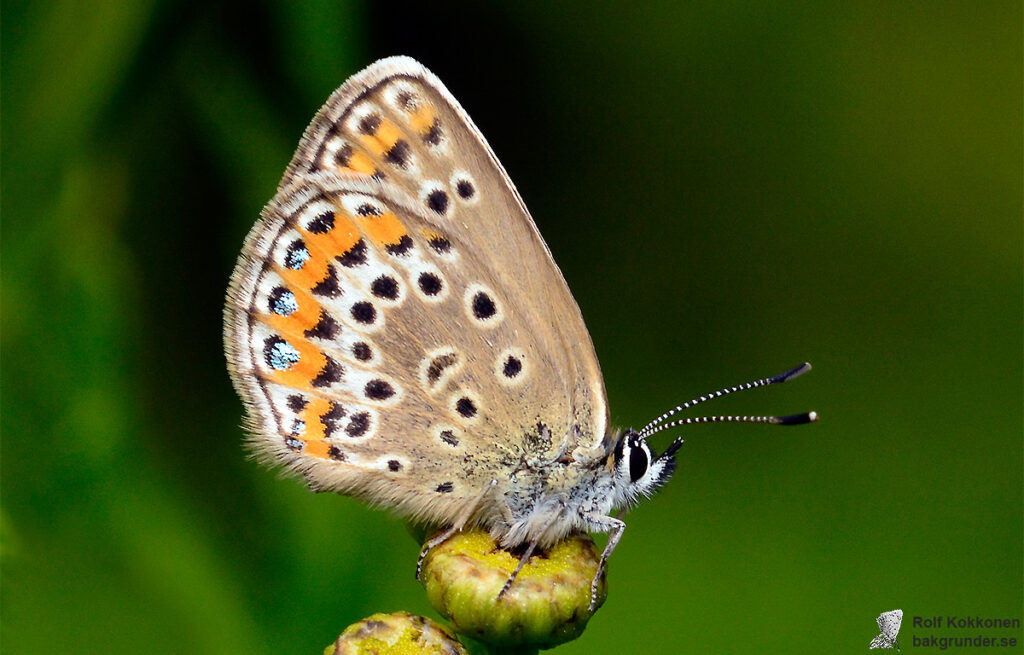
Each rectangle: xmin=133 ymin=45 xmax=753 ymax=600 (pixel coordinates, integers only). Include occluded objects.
xmin=368 ymin=120 xmax=404 ymax=151
xmin=276 ymin=252 xmax=329 ymax=293
xmin=269 ymin=338 xmax=326 ymax=389
xmin=305 ymin=211 xmax=360 ymax=256
xmin=358 ymin=136 xmax=385 ymax=157
xmin=299 ymin=397 xmax=332 ymax=442
xmin=409 ymin=104 xmax=437 ymax=135
xmin=344 ymin=151 xmax=377 ymax=175
xmin=260 ymin=285 xmax=321 ymax=335
xmin=302 ymin=439 xmax=331 ymax=459
xmin=377 ymin=121 xmax=403 ymax=147
xmin=359 ymin=211 xmax=408 ymax=248
xmin=358 ymin=120 xmax=405 ymax=162
xmin=275 ymin=210 xmax=359 ymax=294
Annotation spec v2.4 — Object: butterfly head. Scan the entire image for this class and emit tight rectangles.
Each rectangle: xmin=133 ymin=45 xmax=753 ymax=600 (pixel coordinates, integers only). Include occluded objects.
xmin=610 ymin=430 xmax=683 ymax=508
xmin=606 ymin=363 xmax=819 ymax=510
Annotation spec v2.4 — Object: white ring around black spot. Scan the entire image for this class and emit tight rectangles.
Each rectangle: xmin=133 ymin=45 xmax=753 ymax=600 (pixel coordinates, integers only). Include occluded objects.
xmin=418 ymin=346 xmax=461 ymax=395
xmin=419 ymin=181 xmax=450 ymax=217
xmin=494 ymin=347 xmax=528 ymax=387
xmin=449 ymin=390 xmax=481 ymax=424
xmin=450 ymin=170 xmax=479 ymax=205
xmin=464 ymin=284 xmax=502 ymax=328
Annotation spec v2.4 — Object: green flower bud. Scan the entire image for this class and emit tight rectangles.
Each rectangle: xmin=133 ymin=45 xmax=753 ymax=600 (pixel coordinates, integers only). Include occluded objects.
xmin=325 ymin=611 xmax=468 ymax=655
xmin=419 ymin=529 xmax=606 ymax=649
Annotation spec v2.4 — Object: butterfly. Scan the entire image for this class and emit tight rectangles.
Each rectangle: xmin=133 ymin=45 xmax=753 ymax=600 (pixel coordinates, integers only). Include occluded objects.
xmin=223 ymin=56 xmax=816 ymax=610
xmin=870 ymin=609 xmax=903 ymax=650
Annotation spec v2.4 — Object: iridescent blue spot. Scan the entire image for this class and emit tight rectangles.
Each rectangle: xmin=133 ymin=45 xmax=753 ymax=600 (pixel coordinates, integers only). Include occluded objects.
xmin=265 ymin=337 xmax=300 ymax=370
xmin=290 ymin=419 xmax=306 ymax=436
xmin=270 ymin=288 xmax=298 ymax=315
xmin=285 ymin=241 xmax=310 ymax=270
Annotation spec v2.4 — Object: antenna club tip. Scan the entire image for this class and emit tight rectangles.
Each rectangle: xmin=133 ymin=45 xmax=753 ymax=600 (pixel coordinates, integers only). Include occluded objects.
xmin=776 ymin=411 xmax=818 ymax=425
xmin=781 ymin=362 xmax=813 ymax=381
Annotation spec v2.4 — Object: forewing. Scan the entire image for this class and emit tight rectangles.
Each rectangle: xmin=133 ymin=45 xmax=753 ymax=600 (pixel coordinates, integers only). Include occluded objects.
xmin=877 ymin=610 xmax=902 ymax=640
xmin=280 ymin=56 xmax=609 ymax=457
xmin=225 ymin=173 xmax=591 ymax=526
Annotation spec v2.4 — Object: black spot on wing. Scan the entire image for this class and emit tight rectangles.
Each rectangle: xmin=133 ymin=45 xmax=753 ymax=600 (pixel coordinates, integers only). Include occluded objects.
xmin=311 ymin=357 xmax=344 ymax=388
xmin=427 ymin=235 xmax=451 ymax=254
xmin=426 ymin=353 xmax=458 ymax=384
xmin=358 ymin=113 xmax=382 ymax=135
xmin=352 ymin=342 xmax=372 ymax=362
xmin=345 ymin=412 xmax=370 ymax=438
xmin=306 ymin=211 xmax=335 ymax=234
xmin=350 ymin=301 xmax=376 ymax=324
xmin=321 ymin=403 xmax=346 ymax=439
xmin=385 ymin=235 xmax=413 ymax=256
xmin=426 ymin=189 xmax=449 ymax=215
xmin=384 ymin=139 xmax=411 ymax=168
xmin=264 ymin=336 xmax=299 ymax=370
xmin=364 ymin=379 xmax=395 ymax=400
xmin=439 ymin=429 xmax=459 ymax=447
xmin=423 ymin=118 xmax=443 ymax=146
xmin=334 ymin=144 xmax=353 ymax=168
xmin=456 ymin=179 xmax=475 ymax=199
xmin=311 ymin=265 xmax=342 ymax=297
xmin=396 ymin=90 xmax=415 ymax=110
xmin=337 ymin=239 xmax=368 ymax=267
xmin=472 ymin=292 xmax=496 ymax=319
xmin=455 ymin=397 xmax=477 ymax=418
xmin=304 ymin=311 xmax=341 ymax=340
xmin=502 ymin=355 xmax=522 ymax=378
xmin=418 ymin=272 xmax=443 ymax=296
xmin=370 ymin=275 xmax=399 ymax=300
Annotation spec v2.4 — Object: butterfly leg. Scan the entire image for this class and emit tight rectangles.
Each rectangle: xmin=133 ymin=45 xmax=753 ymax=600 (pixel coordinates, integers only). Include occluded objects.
xmin=495 ymin=499 xmax=567 ymax=600
xmin=416 ymin=480 xmax=499 ymax=580
xmin=416 ymin=523 xmax=460 ymax=580
xmin=582 ymin=513 xmax=626 ymax=612
xmin=496 ymin=538 xmax=540 ymax=600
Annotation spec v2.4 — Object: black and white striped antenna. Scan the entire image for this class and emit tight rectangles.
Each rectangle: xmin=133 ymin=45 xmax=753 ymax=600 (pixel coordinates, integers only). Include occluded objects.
xmin=638 ymin=363 xmax=817 ymax=440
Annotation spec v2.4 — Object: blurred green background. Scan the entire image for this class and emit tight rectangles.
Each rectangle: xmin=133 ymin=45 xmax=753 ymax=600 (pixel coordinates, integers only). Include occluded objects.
xmin=3 ymin=2 xmax=1020 ymax=653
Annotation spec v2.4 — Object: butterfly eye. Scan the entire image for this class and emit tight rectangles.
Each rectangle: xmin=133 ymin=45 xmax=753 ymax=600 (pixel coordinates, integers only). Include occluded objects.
xmin=613 ymin=432 xmax=652 ymax=484
xmin=628 ymin=439 xmax=650 ymax=483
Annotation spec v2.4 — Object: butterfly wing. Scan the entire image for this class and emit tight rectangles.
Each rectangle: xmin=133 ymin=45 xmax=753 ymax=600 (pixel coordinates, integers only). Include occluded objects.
xmin=225 ymin=57 xmax=614 ymax=525
xmin=281 ymin=56 xmax=610 ymax=458
xmin=877 ymin=610 xmax=903 ymax=640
